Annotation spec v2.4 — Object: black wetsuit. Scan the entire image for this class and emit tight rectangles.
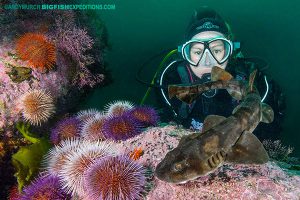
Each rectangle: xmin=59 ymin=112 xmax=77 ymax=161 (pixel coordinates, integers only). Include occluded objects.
xmin=156 ymin=58 xmax=285 ymax=141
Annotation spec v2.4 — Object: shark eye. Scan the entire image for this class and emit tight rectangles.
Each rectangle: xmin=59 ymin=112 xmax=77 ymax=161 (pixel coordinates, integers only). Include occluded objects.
xmin=172 ymin=163 xmax=183 ymax=172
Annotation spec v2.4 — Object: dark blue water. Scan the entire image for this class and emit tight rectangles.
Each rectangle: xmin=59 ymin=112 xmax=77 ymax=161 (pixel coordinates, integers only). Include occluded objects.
xmin=79 ymin=0 xmax=300 ymax=157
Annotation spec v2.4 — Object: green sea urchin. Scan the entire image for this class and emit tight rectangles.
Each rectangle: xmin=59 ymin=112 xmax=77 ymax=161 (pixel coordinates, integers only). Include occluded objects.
xmin=20 ymin=89 xmax=55 ymax=126
xmin=104 ymin=100 xmax=134 ymax=117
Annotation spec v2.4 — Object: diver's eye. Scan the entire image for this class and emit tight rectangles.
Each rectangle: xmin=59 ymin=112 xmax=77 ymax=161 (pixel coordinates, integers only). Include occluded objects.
xmin=212 ymin=49 xmax=222 ymax=54
xmin=172 ymin=163 xmax=183 ymax=172
xmin=194 ymin=51 xmax=203 ymax=55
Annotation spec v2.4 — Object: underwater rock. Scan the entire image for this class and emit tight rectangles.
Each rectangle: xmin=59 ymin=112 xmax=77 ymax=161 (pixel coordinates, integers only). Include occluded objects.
xmin=120 ymin=125 xmax=191 ymax=168
xmin=146 ymin=161 xmax=300 ymax=200
xmin=120 ymin=125 xmax=300 ymax=199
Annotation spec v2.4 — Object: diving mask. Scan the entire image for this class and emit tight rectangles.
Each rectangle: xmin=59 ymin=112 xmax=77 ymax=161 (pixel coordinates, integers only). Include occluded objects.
xmin=180 ymin=37 xmax=233 ymax=67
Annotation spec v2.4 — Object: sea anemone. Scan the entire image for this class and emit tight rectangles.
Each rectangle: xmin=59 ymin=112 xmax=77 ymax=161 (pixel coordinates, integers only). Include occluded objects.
xmin=104 ymin=100 xmax=134 ymax=117
xmin=102 ymin=114 xmax=142 ymax=141
xmin=15 ymin=33 xmax=56 ymax=72
xmin=127 ymin=106 xmax=159 ymax=127
xmin=50 ymin=116 xmax=81 ymax=145
xmin=84 ymin=155 xmax=146 ymax=200
xmin=20 ymin=89 xmax=55 ymax=126
xmin=19 ymin=174 xmax=71 ymax=200
xmin=76 ymin=108 xmax=101 ymax=123
xmin=43 ymin=138 xmax=84 ymax=177
xmin=80 ymin=113 xmax=107 ymax=141
xmin=59 ymin=140 xmax=119 ymax=197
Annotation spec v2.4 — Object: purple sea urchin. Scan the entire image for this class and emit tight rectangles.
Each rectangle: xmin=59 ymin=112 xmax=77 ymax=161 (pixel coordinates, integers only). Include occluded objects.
xmin=50 ymin=117 xmax=81 ymax=144
xmin=104 ymin=100 xmax=134 ymax=117
xmin=59 ymin=141 xmax=119 ymax=197
xmin=80 ymin=113 xmax=107 ymax=141
xmin=128 ymin=106 xmax=159 ymax=127
xmin=20 ymin=174 xmax=71 ymax=200
xmin=20 ymin=89 xmax=55 ymax=126
xmin=102 ymin=114 xmax=142 ymax=141
xmin=84 ymin=155 xmax=146 ymax=200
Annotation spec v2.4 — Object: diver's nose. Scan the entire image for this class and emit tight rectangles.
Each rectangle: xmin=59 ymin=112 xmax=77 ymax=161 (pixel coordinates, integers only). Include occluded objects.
xmin=204 ymin=52 xmax=211 ymax=66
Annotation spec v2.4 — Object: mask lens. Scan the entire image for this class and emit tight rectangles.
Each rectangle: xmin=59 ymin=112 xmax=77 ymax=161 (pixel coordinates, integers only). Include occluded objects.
xmin=182 ymin=42 xmax=204 ymax=66
xmin=208 ymin=39 xmax=231 ymax=63
xmin=182 ymin=38 xmax=232 ymax=66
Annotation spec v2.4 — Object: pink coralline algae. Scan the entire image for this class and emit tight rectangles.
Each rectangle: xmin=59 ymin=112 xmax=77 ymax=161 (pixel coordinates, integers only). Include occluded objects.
xmin=120 ymin=125 xmax=192 ymax=168
xmin=120 ymin=125 xmax=300 ymax=200
xmin=147 ymin=163 xmax=300 ymax=200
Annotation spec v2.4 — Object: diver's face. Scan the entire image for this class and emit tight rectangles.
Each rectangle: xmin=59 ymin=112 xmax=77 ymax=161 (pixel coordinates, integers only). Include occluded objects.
xmin=189 ymin=31 xmax=228 ymax=78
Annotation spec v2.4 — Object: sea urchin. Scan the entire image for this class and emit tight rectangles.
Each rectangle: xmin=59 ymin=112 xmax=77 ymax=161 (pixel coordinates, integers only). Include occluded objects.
xmin=16 ymin=33 xmax=56 ymax=72
xmin=20 ymin=89 xmax=55 ymax=126
xmin=102 ymin=114 xmax=142 ymax=141
xmin=127 ymin=106 xmax=159 ymax=127
xmin=84 ymin=155 xmax=146 ymax=200
xmin=43 ymin=138 xmax=88 ymax=177
xmin=104 ymin=100 xmax=134 ymax=117
xmin=76 ymin=108 xmax=101 ymax=123
xmin=80 ymin=113 xmax=107 ymax=141
xmin=59 ymin=140 xmax=119 ymax=197
xmin=20 ymin=174 xmax=71 ymax=200
xmin=50 ymin=116 xmax=81 ymax=145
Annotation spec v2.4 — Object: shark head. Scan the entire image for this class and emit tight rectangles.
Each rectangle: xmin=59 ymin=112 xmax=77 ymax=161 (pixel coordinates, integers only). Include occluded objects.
xmin=155 ymin=138 xmax=223 ymax=183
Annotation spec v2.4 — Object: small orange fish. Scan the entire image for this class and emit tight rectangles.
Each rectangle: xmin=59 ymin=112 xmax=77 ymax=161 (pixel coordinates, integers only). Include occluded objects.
xmin=129 ymin=147 xmax=144 ymax=160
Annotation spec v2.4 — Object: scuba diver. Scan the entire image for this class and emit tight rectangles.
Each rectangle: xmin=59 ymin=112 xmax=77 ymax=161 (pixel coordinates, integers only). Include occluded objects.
xmin=138 ymin=7 xmax=285 ymax=141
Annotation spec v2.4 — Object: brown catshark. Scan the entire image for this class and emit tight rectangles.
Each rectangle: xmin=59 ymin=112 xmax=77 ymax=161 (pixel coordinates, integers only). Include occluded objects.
xmin=155 ymin=66 xmax=274 ymax=184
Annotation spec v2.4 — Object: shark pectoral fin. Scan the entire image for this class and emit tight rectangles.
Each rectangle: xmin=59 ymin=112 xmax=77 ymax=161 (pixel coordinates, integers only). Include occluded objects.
xmin=202 ymin=115 xmax=226 ymax=132
xmin=177 ymin=93 xmax=199 ymax=104
xmin=226 ymin=131 xmax=269 ymax=164
xmin=260 ymin=103 xmax=274 ymax=123
xmin=168 ymin=85 xmax=199 ymax=104
xmin=211 ymin=66 xmax=233 ymax=81
xmin=168 ymin=85 xmax=184 ymax=99
xmin=226 ymin=88 xmax=243 ymax=101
